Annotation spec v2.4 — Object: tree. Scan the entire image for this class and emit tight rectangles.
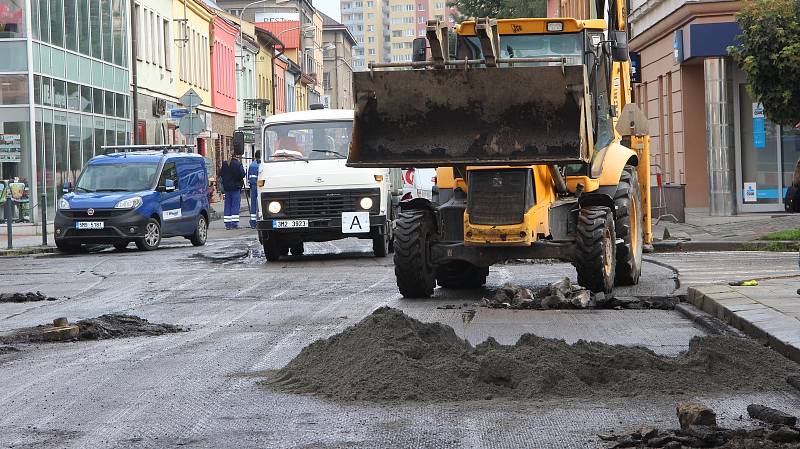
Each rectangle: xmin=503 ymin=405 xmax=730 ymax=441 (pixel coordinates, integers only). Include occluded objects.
xmin=729 ymin=0 xmax=800 ymax=125
xmin=449 ymin=0 xmax=546 ymax=20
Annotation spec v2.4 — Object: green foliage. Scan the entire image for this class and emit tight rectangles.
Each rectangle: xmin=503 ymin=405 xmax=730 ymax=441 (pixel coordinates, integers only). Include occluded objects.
xmin=729 ymin=0 xmax=800 ymax=125
xmin=448 ymin=0 xmax=546 ymax=20
xmin=761 ymin=229 xmax=800 ymax=241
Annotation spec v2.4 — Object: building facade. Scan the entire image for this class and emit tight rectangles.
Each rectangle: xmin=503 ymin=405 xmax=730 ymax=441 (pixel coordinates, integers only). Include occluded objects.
xmin=210 ymin=15 xmax=237 ymax=165
xmin=629 ymin=0 xmax=800 ymax=216
xmin=0 ymin=0 xmax=132 ymax=222
xmin=321 ymin=13 xmax=355 ymax=109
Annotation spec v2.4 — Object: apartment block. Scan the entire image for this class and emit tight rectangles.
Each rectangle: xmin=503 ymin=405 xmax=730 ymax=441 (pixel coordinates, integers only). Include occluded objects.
xmin=342 ymin=0 xmax=454 ymax=68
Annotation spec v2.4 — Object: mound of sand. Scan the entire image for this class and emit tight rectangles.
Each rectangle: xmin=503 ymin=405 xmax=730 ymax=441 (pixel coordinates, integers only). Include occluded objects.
xmin=264 ymin=307 xmax=797 ymax=402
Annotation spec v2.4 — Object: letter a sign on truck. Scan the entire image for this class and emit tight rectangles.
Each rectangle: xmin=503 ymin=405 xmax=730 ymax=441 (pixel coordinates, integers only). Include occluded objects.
xmin=342 ymin=212 xmax=370 ymax=233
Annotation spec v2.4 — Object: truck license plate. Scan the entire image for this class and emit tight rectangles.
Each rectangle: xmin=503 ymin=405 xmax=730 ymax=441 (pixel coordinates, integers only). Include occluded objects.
xmin=75 ymin=221 xmax=104 ymax=230
xmin=273 ymin=219 xmax=308 ymax=228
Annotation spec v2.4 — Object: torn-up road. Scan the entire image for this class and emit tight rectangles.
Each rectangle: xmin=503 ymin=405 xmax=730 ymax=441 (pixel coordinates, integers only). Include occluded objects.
xmin=0 ymin=238 xmax=798 ymax=448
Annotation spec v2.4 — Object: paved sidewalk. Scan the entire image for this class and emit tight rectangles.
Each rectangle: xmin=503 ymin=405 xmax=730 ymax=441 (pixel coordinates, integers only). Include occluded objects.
xmin=688 ymin=278 xmax=800 ymax=363
xmin=653 ymin=210 xmax=800 ymax=251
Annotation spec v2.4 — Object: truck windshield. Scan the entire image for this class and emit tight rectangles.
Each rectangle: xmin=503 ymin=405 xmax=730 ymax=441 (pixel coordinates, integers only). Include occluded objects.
xmin=75 ymin=163 xmax=159 ymax=192
xmin=264 ymin=120 xmax=353 ymax=162
xmin=459 ymin=33 xmax=584 ymax=66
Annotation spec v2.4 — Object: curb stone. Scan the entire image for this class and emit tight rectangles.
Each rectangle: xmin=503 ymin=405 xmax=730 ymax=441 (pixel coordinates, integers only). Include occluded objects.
xmin=0 ymin=246 xmax=58 ymax=257
xmin=654 ymin=240 xmax=800 ymax=252
xmin=688 ymin=285 xmax=800 ymax=363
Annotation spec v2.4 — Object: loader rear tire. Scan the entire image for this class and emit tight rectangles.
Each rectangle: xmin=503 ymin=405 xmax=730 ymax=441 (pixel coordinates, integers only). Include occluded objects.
xmin=614 ymin=166 xmax=643 ymax=286
xmin=574 ymin=206 xmax=616 ymax=294
xmin=394 ymin=210 xmax=436 ymax=297
xmin=436 ymin=261 xmax=489 ymax=288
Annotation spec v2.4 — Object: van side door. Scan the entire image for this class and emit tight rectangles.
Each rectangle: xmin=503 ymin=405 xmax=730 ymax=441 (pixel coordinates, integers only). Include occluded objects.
xmin=157 ymin=161 xmax=183 ymax=236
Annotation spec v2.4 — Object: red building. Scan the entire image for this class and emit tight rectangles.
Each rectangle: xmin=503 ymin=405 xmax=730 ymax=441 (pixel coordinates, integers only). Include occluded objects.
xmin=211 ymin=15 xmax=238 ymax=163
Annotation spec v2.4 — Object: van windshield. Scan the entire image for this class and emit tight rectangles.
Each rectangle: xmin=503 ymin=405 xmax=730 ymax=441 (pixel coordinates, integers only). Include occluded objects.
xmin=76 ymin=163 xmax=160 ymax=192
xmin=264 ymin=120 xmax=352 ymax=162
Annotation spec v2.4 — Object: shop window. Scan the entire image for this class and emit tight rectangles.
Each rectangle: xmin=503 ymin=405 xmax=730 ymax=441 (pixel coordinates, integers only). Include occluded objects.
xmin=0 ymin=41 xmax=27 ymax=72
xmin=39 ymin=0 xmax=50 ymax=43
xmin=50 ymin=0 xmax=64 ymax=47
xmin=53 ymin=79 xmax=66 ymax=109
xmin=92 ymin=87 xmax=103 ymax=114
xmin=79 ymin=0 xmax=90 ymax=55
xmin=80 ymin=85 xmax=92 ymax=112
xmin=101 ymin=0 xmax=112 ymax=63
xmin=0 ymin=75 xmax=28 ymax=105
xmin=65 ymin=0 xmax=78 ymax=51
xmin=104 ymin=90 xmax=113 ymax=117
xmin=33 ymin=75 xmax=42 ymax=105
xmin=41 ymin=77 xmax=53 ymax=106
xmin=90 ymin=0 xmax=101 ymax=58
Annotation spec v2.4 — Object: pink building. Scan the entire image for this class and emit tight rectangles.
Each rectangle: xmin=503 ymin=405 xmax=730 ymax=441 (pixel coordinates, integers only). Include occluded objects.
xmin=211 ymin=15 xmax=238 ymax=164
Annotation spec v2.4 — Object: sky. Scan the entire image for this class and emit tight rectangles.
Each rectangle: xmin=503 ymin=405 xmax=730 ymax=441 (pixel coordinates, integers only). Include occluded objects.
xmin=313 ymin=0 xmax=342 ymax=21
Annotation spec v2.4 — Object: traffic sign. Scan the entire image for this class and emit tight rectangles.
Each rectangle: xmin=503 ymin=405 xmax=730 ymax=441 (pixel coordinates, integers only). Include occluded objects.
xmin=179 ymin=113 xmax=205 ymax=138
xmin=179 ymin=89 xmax=203 ymax=108
xmin=169 ymin=108 xmax=190 ymax=120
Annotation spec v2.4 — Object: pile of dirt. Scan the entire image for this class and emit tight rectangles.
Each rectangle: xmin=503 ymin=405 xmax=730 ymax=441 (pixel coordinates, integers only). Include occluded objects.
xmin=0 ymin=292 xmax=60 ymax=303
xmin=263 ymin=307 xmax=797 ymax=402
xmin=75 ymin=314 xmax=185 ymax=340
xmin=601 ymin=403 xmax=800 ymax=448
xmin=0 ymin=314 xmax=186 ymax=344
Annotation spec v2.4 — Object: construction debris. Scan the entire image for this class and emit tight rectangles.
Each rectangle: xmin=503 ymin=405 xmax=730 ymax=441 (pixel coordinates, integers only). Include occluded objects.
xmin=748 ymin=404 xmax=798 ymax=426
xmin=601 ymin=403 xmax=800 ymax=448
xmin=0 ymin=292 xmax=60 ymax=303
xmin=0 ymin=314 xmax=186 ymax=344
xmin=263 ymin=307 xmax=797 ymax=403
xmin=481 ymin=279 xmax=677 ymax=310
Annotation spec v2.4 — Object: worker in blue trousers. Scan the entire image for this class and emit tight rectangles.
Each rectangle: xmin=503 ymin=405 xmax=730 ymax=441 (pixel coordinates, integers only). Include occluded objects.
xmin=247 ymin=150 xmax=261 ymax=229
xmin=218 ymin=153 xmax=245 ymax=230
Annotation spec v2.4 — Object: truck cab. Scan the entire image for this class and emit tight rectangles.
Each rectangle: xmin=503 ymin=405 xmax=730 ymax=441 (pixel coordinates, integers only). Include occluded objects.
xmin=255 ymin=109 xmax=400 ymax=260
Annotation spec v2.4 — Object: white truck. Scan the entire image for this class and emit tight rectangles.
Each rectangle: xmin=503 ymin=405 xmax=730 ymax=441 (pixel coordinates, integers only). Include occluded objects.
xmin=254 ymin=108 xmax=401 ymax=261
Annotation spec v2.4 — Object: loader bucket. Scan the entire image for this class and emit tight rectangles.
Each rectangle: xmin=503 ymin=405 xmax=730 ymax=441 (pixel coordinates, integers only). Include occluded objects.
xmin=348 ymin=65 xmax=588 ymax=168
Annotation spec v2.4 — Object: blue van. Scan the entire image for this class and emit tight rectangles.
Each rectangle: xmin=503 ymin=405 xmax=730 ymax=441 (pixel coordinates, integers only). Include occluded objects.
xmin=55 ymin=147 xmax=210 ymax=252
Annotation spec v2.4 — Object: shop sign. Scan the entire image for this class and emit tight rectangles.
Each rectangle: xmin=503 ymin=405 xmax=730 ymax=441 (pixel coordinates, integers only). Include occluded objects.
xmin=0 ymin=134 xmax=21 ymax=163
xmin=744 ymin=182 xmax=757 ymax=202
xmin=752 ymin=103 xmax=766 ymax=149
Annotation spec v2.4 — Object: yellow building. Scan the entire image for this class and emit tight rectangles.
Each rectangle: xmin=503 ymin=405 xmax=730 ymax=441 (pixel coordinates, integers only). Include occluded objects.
xmin=172 ymin=0 xmax=213 ymax=109
xmin=254 ymin=30 xmax=275 ymax=109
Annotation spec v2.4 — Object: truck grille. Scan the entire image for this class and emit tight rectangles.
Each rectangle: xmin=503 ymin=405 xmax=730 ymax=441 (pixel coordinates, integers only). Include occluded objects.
xmin=263 ymin=189 xmax=380 ymax=218
xmin=468 ymin=170 xmax=531 ymax=225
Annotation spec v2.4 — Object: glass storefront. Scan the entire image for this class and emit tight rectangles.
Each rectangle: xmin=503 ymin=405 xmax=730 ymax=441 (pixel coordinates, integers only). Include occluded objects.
xmin=0 ymin=0 xmax=131 ymax=222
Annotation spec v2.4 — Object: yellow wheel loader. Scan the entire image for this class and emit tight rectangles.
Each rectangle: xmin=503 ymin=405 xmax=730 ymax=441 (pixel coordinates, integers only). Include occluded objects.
xmin=347 ymin=12 xmax=652 ymax=298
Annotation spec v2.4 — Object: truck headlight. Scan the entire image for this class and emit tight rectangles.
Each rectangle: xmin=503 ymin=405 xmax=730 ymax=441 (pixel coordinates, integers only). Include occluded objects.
xmin=115 ymin=196 xmax=143 ymax=209
xmin=267 ymin=201 xmax=282 ymax=214
xmin=58 ymin=198 xmax=70 ymax=210
xmin=359 ymin=197 xmax=373 ymax=210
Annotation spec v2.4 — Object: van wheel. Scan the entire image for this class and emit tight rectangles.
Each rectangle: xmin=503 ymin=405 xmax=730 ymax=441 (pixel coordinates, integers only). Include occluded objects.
xmin=135 ymin=219 xmax=161 ymax=251
xmin=290 ymin=242 xmax=304 ymax=256
xmin=113 ymin=242 xmax=128 ymax=251
xmin=190 ymin=215 xmax=208 ymax=246
xmin=56 ymin=240 xmax=81 ymax=253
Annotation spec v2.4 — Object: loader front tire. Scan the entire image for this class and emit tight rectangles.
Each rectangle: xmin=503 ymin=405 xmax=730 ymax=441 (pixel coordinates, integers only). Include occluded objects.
xmin=436 ymin=261 xmax=489 ymax=288
xmin=574 ymin=206 xmax=616 ymax=293
xmin=614 ymin=166 xmax=643 ymax=286
xmin=394 ymin=210 xmax=436 ymax=297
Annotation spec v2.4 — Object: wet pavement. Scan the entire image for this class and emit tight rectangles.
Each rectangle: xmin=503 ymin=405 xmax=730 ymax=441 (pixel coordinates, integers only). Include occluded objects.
xmin=0 ymin=236 xmax=799 ymax=448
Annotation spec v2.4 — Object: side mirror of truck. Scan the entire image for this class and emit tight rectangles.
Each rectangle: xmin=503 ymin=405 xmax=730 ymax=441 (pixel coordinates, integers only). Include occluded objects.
xmin=610 ymin=31 xmax=630 ymax=62
xmin=412 ymin=38 xmax=427 ymax=62
xmin=232 ymin=131 xmax=245 ymax=156
xmin=62 ymin=180 xmax=73 ymax=193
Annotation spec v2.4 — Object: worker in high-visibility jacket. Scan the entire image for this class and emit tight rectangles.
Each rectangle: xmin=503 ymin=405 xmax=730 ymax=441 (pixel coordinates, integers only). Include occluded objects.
xmin=247 ymin=150 xmax=261 ymax=229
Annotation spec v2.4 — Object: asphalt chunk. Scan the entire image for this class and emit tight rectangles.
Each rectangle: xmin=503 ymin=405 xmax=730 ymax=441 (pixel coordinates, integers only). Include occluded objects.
xmin=263 ymin=307 xmax=798 ymax=403
xmin=0 ymin=292 xmax=60 ymax=303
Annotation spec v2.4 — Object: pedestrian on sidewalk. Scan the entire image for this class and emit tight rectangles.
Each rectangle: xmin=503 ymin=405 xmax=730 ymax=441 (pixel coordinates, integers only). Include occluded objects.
xmin=218 ymin=154 xmax=245 ymax=229
xmin=785 ymin=158 xmax=800 ymax=213
xmin=247 ymin=151 xmax=261 ymax=229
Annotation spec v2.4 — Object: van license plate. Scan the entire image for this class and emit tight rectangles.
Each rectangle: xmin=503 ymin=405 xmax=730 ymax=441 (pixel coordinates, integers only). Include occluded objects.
xmin=76 ymin=221 xmax=104 ymax=230
xmin=273 ymin=219 xmax=308 ymax=228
